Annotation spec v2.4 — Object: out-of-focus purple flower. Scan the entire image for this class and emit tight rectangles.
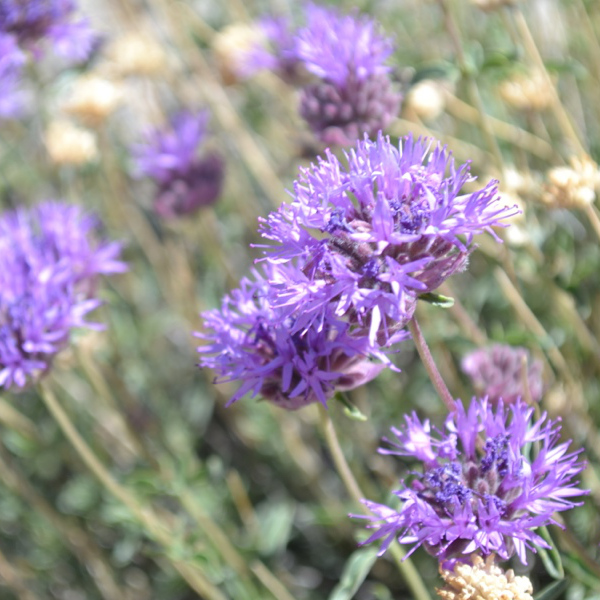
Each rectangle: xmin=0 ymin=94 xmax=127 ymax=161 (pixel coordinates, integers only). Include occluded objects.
xmin=0 ymin=33 xmax=26 ymax=119
xmin=462 ymin=344 xmax=544 ymax=404
xmin=196 ymin=265 xmax=398 ymax=410
xmin=259 ymin=134 xmax=518 ymax=346
xmin=296 ymin=5 xmax=401 ymax=145
xmin=0 ymin=0 xmax=96 ymax=61
xmin=356 ymin=398 xmax=587 ymax=564
xmin=133 ymin=111 xmax=224 ymax=219
xmin=0 ymin=202 xmax=126 ymax=390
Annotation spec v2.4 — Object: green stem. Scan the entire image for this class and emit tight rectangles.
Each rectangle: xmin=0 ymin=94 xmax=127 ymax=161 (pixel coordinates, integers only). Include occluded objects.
xmin=408 ymin=318 xmax=456 ymax=412
xmin=318 ymin=407 xmax=433 ymax=600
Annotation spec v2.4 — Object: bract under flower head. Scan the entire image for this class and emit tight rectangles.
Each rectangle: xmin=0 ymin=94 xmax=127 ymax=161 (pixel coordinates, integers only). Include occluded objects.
xmin=356 ymin=398 xmax=587 ymax=564
xmin=0 ymin=202 xmax=126 ymax=389
xmin=133 ymin=111 xmax=224 ymax=218
xmin=259 ymin=134 xmax=518 ymax=346
xmin=0 ymin=0 xmax=96 ymax=61
xmin=462 ymin=344 xmax=544 ymax=404
xmin=196 ymin=265 xmax=397 ymax=410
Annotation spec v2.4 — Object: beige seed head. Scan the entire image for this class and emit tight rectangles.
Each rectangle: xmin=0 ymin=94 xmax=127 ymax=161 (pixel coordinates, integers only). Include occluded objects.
xmin=499 ymin=71 xmax=553 ymax=112
xmin=212 ymin=22 xmax=265 ymax=85
xmin=405 ymin=79 xmax=446 ymax=121
xmin=542 ymin=154 xmax=600 ymax=209
xmin=45 ymin=120 xmax=98 ymax=166
xmin=62 ymin=74 xmax=123 ymax=126
xmin=437 ymin=555 xmax=534 ymax=600
xmin=105 ymin=33 xmax=167 ymax=77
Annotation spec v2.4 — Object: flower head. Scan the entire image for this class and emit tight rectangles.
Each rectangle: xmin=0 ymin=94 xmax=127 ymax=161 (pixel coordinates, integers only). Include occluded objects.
xmin=0 ymin=0 xmax=96 ymax=61
xmin=0 ymin=33 xmax=26 ymax=119
xmin=461 ymin=344 xmax=544 ymax=404
xmin=196 ymin=265 xmax=397 ymax=410
xmin=0 ymin=202 xmax=126 ymax=389
xmin=259 ymin=134 xmax=518 ymax=346
xmin=133 ymin=111 xmax=224 ymax=218
xmin=357 ymin=398 xmax=587 ymax=564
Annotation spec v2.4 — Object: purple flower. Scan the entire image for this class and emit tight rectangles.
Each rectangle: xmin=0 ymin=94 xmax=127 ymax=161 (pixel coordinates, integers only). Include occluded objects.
xmin=133 ymin=111 xmax=224 ymax=219
xmin=0 ymin=33 xmax=26 ymax=119
xmin=259 ymin=134 xmax=518 ymax=346
xmin=356 ymin=398 xmax=587 ymax=564
xmin=0 ymin=202 xmax=126 ymax=389
xmin=0 ymin=0 xmax=96 ymax=61
xmin=462 ymin=344 xmax=544 ymax=404
xmin=196 ymin=265 xmax=398 ymax=410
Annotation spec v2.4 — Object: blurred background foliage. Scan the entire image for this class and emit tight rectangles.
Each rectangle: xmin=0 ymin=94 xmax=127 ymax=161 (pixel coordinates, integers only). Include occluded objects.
xmin=1 ymin=0 xmax=600 ymax=598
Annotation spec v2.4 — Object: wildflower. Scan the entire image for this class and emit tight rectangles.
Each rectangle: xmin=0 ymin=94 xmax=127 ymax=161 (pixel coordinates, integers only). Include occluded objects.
xmin=104 ymin=32 xmax=167 ymax=77
xmin=0 ymin=33 xmax=26 ymax=119
xmin=0 ymin=0 xmax=96 ymax=62
xmin=437 ymin=554 xmax=533 ymax=600
xmin=405 ymin=79 xmax=447 ymax=122
xmin=499 ymin=71 xmax=553 ymax=112
xmin=296 ymin=5 xmax=401 ymax=145
xmin=259 ymin=134 xmax=517 ymax=346
xmin=196 ymin=266 xmax=396 ymax=410
xmin=45 ymin=119 xmax=98 ymax=165
xmin=62 ymin=74 xmax=123 ymax=127
xmin=357 ymin=398 xmax=587 ymax=564
xmin=541 ymin=155 xmax=600 ymax=209
xmin=133 ymin=111 xmax=224 ymax=219
xmin=461 ymin=344 xmax=544 ymax=404
xmin=0 ymin=202 xmax=126 ymax=389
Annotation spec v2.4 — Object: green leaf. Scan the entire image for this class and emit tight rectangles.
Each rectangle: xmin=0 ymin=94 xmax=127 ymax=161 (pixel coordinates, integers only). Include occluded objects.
xmin=533 ymin=578 xmax=569 ymax=600
xmin=418 ymin=292 xmax=455 ymax=308
xmin=328 ymin=546 xmax=379 ymax=600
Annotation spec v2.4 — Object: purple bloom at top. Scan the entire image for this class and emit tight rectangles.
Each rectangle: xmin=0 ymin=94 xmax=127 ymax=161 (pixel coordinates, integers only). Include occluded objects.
xmin=259 ymin=134 xmax=518 ymax=346
xmin=462 ymin=344 xmax=544 ymax=404
xmin=133 ymin=111 xmax=225 ymax=219
xmin=296 ymin=5 xmax=401 ymax=146
xmin=356 ymin=398 xmax=587 ymax=564
xmin=0 ymin=202 xmax=126 ymax=390
xmin=196 ymin=264 xmax=398 ymax=410
xmin=0 ymin=0 xmax=96 ymax=61
xmin=0 ymin=33 xmax=26 ymax=119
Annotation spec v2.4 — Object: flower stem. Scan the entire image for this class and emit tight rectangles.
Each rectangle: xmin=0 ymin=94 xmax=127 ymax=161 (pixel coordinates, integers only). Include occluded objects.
xmin=38 ymin=383 xmax=227 ymax=600
xmin=408 ymin=318 xmax=456 ymax=412
xmin=318 ymin=407 xmax=433 ymax=600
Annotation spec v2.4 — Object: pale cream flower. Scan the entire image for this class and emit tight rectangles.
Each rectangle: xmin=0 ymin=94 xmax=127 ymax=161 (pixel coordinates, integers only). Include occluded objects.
xmin=62 ymin=74 xmax=123 ymax=126
xmin=105 ymin=33 xmax=167 ymax=77
xmin=405 ymin=79 xmax=446 ymax=121
xmin=499 ymin=71 xmax=553 ymax=112
xmin=437 ymin=555 xmax=534 ymax=600
xmin=45 ymin=120 xmax=98 ymax=166
xmin=542 ymin=155 xmax=600 ymax=209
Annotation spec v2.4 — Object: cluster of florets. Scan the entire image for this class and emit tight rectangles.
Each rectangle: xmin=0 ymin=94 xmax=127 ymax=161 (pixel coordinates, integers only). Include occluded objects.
xmin=0 ymin=202 xmax=126 ymax=389
xmin=133 ymin=111 xmax=225 ymax=219
xmin=462 ymin=344 xmax=544 ymax=404
xmin=241 ymin=4 xmax=401 ymax=145
xmin=259 ymin=134 xmax=517 ymax=347
xmin=357 ymin=398 xmax=587 ymax=564
xmin=197 ymin=265 xmax=395 ymax=410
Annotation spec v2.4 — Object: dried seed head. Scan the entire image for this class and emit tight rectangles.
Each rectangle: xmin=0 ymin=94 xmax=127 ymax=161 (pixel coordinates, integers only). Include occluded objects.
xmin=105 ymin=33 xmax=167 ymax=77
xmin=437 ymin=555 xmax=534 ymax=600
xmin=62 ymin=74 xmax=123 ymax=126
xmin=499 ymin=71 xmax=553 ymax=112
xmin=212 ymin=23 xmax=265 ymax=85
xmin=405 ymin=79 xmax=447 ymax=121
xmin=45 ymin=119 xmax=98 ymax=165
xmin=542 ymin=155 xmax=600 ymax=209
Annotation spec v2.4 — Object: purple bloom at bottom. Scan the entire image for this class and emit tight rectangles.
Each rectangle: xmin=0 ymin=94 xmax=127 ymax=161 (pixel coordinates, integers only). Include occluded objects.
xmin=461 ymin=344 xmax=544 ymax=404
xmin=196 ymin=265 xmax=398 ymax=410
xmin=356 ymin=398 xmax=587 ymax=564
xmin=0 ymin=202 xmax=126 ymax=389
xmin=133 ymin=111 xmax=224 ymax=219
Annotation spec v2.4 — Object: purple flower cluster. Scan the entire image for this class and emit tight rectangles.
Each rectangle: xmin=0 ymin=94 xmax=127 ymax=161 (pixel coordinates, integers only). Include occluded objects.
xmin=0 ymin=34 xmax=26 ymax=119
xmin=0 ymin=202 xmax=126 ymax=389
xmin=462 ymin=344 xmax=544 ymax=404
xmin=134 ymin=111 xmax=225 ymax=219
xmin=358 ymin=398 xmax=587 ymax=564
xmin=0 ymin=0 xmax=96 ymax=62
xmin=197 ymin=265 xmax=395 ymax=410
xmin=259 ymin=134 xmax=518 ymax=346
xmin=243 ymin=4 xmax=401 ymax=145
